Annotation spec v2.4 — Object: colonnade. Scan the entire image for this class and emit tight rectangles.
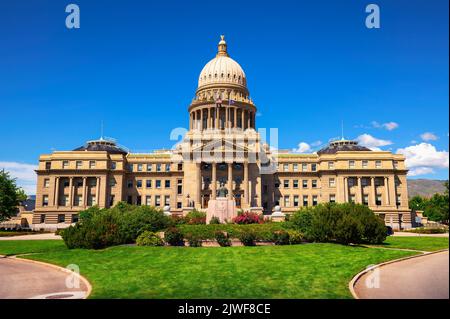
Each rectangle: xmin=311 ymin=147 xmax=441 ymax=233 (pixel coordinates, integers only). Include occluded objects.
xmin=190 ymin=106 xmax=255 ymax=130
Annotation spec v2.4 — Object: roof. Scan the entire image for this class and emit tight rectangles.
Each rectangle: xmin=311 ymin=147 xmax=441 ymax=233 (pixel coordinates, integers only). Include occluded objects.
xmin=317 ymin=139 xmax=371 ymax=155
xmin=73 ymin=139 xmax=128 ymax=155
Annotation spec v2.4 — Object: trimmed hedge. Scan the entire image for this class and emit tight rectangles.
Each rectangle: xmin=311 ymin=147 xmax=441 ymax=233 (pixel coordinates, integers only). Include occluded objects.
xmin=136 ymin=231 xmax=164 ymax=246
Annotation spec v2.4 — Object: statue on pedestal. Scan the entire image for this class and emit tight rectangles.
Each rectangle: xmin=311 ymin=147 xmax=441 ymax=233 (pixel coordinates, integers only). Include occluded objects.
xmin=217 ymin=182 xmax=228 ymax=198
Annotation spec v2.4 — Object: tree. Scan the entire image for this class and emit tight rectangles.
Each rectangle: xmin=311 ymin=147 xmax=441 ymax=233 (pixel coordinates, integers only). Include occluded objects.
xmin=0 ymin=170 xmax=27 ymax=222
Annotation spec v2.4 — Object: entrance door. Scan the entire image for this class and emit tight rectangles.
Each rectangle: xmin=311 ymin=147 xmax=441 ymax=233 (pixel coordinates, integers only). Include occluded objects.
xmin=235 ymin=194 xmax=241 ymax=208
xmin=203 ymin=194 xmax=210 ymax=208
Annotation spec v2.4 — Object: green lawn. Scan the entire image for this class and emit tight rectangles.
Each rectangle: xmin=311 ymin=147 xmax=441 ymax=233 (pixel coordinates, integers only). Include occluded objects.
xmin=370 ymin=236 xmax=449 ymax=252
xmin=0 ymin=240 xmax=66 ymax=256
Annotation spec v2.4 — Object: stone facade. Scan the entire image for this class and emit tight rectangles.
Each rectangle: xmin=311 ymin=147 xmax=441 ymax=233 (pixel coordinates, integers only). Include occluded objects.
xmin=32 ymin=36 xmax=412 ymax=230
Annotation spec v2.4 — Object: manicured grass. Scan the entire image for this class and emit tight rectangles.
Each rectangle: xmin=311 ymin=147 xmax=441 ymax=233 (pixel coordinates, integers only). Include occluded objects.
xmin=370 ymin=236 xmax=449 ymax=252
xmin=20 ymin=243 xmax=416 ymax=299
xmin=0 ymin=240 xmax=67 ymax=256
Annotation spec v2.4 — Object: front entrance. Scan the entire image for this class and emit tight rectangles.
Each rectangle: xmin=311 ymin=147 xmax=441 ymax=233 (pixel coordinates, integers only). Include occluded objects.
xmin=234 ymin=194 xmax=241 ymax=208
xmin=203 ymin=194 xmax=210 ymax=208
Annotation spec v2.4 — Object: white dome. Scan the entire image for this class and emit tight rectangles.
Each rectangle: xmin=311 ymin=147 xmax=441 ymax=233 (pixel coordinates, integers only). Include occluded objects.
xmin=197 ymin=36 xmax=247 ymax=90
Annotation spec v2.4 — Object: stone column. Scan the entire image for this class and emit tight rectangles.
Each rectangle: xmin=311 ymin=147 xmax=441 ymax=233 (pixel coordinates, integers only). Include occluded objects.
xmin=371 ymin=177 xmax=377 ymax=206
xmin=241 ymin=109 xmax=245 ymax=129
xmin=227 ymin=162 xmax=233 ymax=200
xmin=233 ymin=107 xmax=237 ymax=128
xmin=54 ymin=177 xmax=60 ymax=206
xmin=69 ymin=177 xmax=74 ymax=208
xmin=357 ymin=177 xmax=362 ymax=203
xmin=207 ymin=108 xmax=211 ymax=129
xmin=247 ymin=111 xmax=251 ymax=128
xmin=389 ymin=175 xmax=397 ymax=207
xmin=215 ymin=107 xmax=219 ymax=129
xmin=211 ymin=163 xmax=217 ymax=200
xmin=384 ymin=177 xmax=390 ymax=206
xmin=343 ymin=177 xmax=348 ymax=202
xmin=196 ymin=163 xmax=202 ymax=207
xmin=82 ymin=177 xmax=87 ymax=207
xmin=200 ymin=109 xmax=203 ymax=130
xmin=225 ymin=106 xmax=229 ymax=129
xmin=244 ymin=162 xmax=249 ymax=206
xmin=96 ymin=177 xmax=100 ymax=206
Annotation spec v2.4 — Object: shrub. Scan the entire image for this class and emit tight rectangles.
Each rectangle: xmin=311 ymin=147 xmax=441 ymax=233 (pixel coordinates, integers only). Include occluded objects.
xmin=239 ymin=231 xmax=256 ymax=246
xmin=170 ymin=215 xmax=187 ymax=226
xmin=185 ymin=233 xmax=202 ymax=247
xmin=209 ymin=216 xmax=221 ymax=224
xmin=185 ymin=210 xmax=206 ymax=225
xmin=233 ymin=212 xmax=261 ymax=224
xmin=214 ymin=231 xmax=231 ymax=247
xmin=287 ymin=230 xmax=304 ymax=244
xmin=136 ymin=231 xmax=165 ymax=246
xmin=164 ymin=227 xmax=185 ymax=246
xmin=273 ymin=230 xmax=290 ymax=245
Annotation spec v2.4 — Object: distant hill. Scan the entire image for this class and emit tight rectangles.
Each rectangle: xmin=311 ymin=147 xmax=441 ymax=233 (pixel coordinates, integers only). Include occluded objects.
xmin=407 ymin=179 xmax=447 ymax=198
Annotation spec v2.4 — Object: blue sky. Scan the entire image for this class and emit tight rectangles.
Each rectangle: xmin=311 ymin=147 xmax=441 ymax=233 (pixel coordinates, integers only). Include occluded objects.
xmin=0 ymin=0 xmax=448 ymax=194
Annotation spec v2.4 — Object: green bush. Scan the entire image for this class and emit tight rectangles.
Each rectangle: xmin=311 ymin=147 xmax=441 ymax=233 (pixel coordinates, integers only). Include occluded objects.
xmin=164 ymin=227 xmax=185 ymax=246
xmin=406 ymin=227 xmax=448 ymax=234
xmin=273 ymin=230 xmax=290 ymax=245
xmin=136 ymin=231 xmax=165 ymax=246
xmin=239 ymin=231 xmax=256 ymax=246
xmin=185 ymin=233 xmax=202 ymax=247
xmin=209 ymin=216 xmax=221 ymax=224
xmin=214 ymin=231 xmax=231 ymax=247
xmin=287 ymin=230 xmax=304 ymax=244
xmin=185 ymin=210 xmax=206 ymax=225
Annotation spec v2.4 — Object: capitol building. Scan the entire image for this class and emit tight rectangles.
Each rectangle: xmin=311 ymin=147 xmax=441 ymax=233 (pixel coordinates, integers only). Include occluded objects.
xmin=33 ymin=36 xmax=413 ymax=230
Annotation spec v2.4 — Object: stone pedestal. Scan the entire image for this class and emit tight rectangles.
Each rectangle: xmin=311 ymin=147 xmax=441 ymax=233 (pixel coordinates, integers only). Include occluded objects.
xmin=206 ymin=198 xmax=236 ymax=223
xmin=271 ymin=205 xmax=286 ymax=222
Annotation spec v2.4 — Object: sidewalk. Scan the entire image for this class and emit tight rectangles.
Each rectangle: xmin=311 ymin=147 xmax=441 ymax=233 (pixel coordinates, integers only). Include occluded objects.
xmin=0 ymin=233 xmax=62 ymax=241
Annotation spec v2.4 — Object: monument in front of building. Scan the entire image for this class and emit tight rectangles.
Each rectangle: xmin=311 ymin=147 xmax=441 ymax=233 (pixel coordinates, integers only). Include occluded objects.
xmin=206 ymin=182 xmax=237 ymax=223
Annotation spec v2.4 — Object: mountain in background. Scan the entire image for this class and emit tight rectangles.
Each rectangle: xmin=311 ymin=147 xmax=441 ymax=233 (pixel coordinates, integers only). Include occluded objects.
xmin=407 ymin=179 xmax=447 ymax=198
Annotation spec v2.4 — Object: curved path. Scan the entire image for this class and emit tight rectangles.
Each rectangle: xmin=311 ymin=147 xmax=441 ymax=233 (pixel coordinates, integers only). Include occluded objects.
xmin=0 ymin=257 xmax=89 ymax=299
xmin=354 ymin=250 xmax=449 ymax=299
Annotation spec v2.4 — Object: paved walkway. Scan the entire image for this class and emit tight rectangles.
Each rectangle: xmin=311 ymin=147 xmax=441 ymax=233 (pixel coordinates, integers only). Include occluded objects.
xmin=0 ymin=257 xmax=88 ymax=299
xmin=0 ymin=233 xmax=62 ymax=241
xmin=354 ymin=251 xmax=449 ymax=299
xmin=393 ymin=232 xmax=449 ymax=238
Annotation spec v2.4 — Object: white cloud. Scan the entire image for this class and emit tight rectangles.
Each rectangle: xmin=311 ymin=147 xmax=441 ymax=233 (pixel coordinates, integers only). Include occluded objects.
xmin=356 ymin=134 xmax=393 ymax=151
xmin=371 ymin=121 xmax=399 ymax=131
xmin=293 ymin=142 xmax=311 ymax=153
xmin=0 ymin=161 xmax=37 ymax=195
xmin=311 ymin=140 xmax=322 ymax=147
xmin=396 ymin=143 xmax=449 ymax=177
xmin=420 ymin=132 xmax=438 ymax=141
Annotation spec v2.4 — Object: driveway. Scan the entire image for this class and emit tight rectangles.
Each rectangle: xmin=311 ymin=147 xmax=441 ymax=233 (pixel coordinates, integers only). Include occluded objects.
xmin=354 ymin=250 xmax=449 ymax=299
xmin=0 ymin=257 xmax=88 ymax=299
xmin=0 ymin=233 xmax=62 ymax=240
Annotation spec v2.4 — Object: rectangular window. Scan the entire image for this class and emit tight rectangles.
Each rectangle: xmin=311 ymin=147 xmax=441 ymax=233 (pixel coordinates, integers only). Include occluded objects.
xmin=375 ymin=160 xmax=382 ymax=168
xmin=128 ymin=164 xmax=133 ymax=171
xmin=165 ymin=164 xmax=171 ymax=172
xmin=63 ymin=160 xmax=69 ymax=169
xmin=303 ymin=195 xmax=308 ymax=207
xmin=136 ymin=196 xmax=142 ymax=206
xmin=293 ymin=163 xmax=298 ymax=172
xmin=88 ymin=195 xmax=96 ymax=206
xmin=177 ymin=202 xmax=182 ymax=209
xmin=136 ymin=180 xmax=142 ymax=188
xmin=164 ymin=195 xmax=170 ymax=206
xmin=110 ymin=178 xmax=116 ymax=187
xmin=293 ymin=180 xmax=299 ymax=188
xmin=293 ymin=195 xmax=299 ymax=207
xmin=329 ymin=178 xmax=335 ymax=187
xmin=146 ymin=180 xmax=152 ymax=188
xmin=363 ymin=195 xmax=369 ymax=205
xmin=137 ymin=164 xmax=143 ymax=172
xmin=362 ymin=160 xmax=368 ymax=169
xmin=349 ymin=160 xmax=355 ymax=169
xmin=111 ymin=161 xmax=117 ymax=169
xmin=155 ymin=195 xmax=161 ymax=207
xmin=156 ymin=180 xmax=161 ymax=188
xmin=328 ymin=161 xmax=334 ymax=169
xmin=127 ymin=180 xmax=133 ymax=188
xmin=302 ymin=163 xmax=308 ymax=172
xmin=283 ymin=164 xmax=289 ymax=172
xmin=376 ymin=195 xmax=382 ymax=206
xmin=312 ymin=195 xmax=318 ymax=206
xmin=156 ymin=164 xmax=162 ymax=172
xmin=74 ymin=195 xmax=82 ymax=206
xmin=396 ymin=194 xmax=401 ymax=206
xmin=63 ymin=195 xmax=69 ymax=207
xmin=312 ymin=180 xmax=317 ymax=188
xmin=283 ymin=180 xmax=289 ymax=188
xmin=42 ymin=195 xmax=49 ymax=206
xmin=311 ymin=164 xmax=317 ymax=172
xmin=45 ymin=162 xmax=51 ymax=170
xmin=393 ymin=161 xmax=399 ymax=169
xmin=58 ymin=214 xmax=65 ymax=223
xmin=71 ymin=214 xmax=79 ymax=223
xmin=165 ymin=180 xmax=171 ymax=188
xmin=361 ymin=178 xmax=368 ymax=186
xmin=348 ymin=178 xmax=355 ymax=187
xmin=329 ymin=194 xmax=336 ymax=203
xmin=89 ymin=160 xmax=96 ymax=169
xmin=302 ymin=180 xmax=308 ymax=188
xmin=40 ymin=214 xmax=46 ymax=223
xmin=284 ymin=196 xmax=290 ymax=207
xmin=145 ymin=195 xmax=152 ymax=206
xmin=177 ymin=180 xmax=182 ymax=195
xmin=177 ymin=163 xmax=183 ymax=171
xmin=44 ymin=179 xmax=50 ymax=188
xmin=146 ymin=163 xmax=152 ymax=171
xmin=349 ymin=194 xmax=356 ymax=203
xmin=76 ymin=160 xmax=82 ymax=169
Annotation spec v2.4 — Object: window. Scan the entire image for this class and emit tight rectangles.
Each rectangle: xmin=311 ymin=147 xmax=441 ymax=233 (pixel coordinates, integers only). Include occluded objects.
xmin=376 ymin=195 xmax=382 ymax=206
xmin=137 ymin=164 xmax=143 ymax=172
xmin=349 ymin=160 xmax=355 ymax=169
xmin=311 ymin=164 xmax=317 ymax=172
xmin=76 ymin=161 xmax=82 ymax=169
xmin=88 ymin=195 xmax=96 ymax=206
xmin=146 ymin=164 xmax=152 ymax=171
xmin=293 ymin=195 xmax=299 ymax=207
xmin=283 ymin=180 xmax=289 ymax=188
xmin=165 ymin=180 xmax=171 ymax=188
xmin=177 ymin=202 xmax=182 ymax=209
xmin=178 ymin=163 xmax=183 ymax=171
xmin=293 ymin=163 xmax=298 ymax=172
xmin=146 ymin=180 xmax=152 ymax=188
xmin=165 ymin=164 xmax=171 ymax=172
xmin=127 ymin=180 xmax=133 ymax=188
xmin=393 ymin=161 xmax=399 ymax=169
xmin=293 ymin=180 xmax=299 ymax=188
xmin=362 ymin=160 xmax=368 ymax=169
xmin=109 ymin=195 xmax=115 ymax=207
xmin=58 ymin=214 xmax=65 ymax=223
xmin=283 ymin=164 xmax=289 ymax=172
xmin=74 ymin=195 xmax=82 ymax=206
xmin=302 ymin=180 xmax=308 ymax=188
xmin=76 ymin=180 xmax=83 ymax=187
xmin=329 ymin=194 xmax=336 ymax=203
xmin=128 ymin=164 xmax=133 ymax=171
xmin=145 ymin=195 xmax=152 ymax=206
xmin=164 ymin=195 xmax=170 ymax=206
xmin=110 ymin=178 xmax=116 ymax=187
xmin=111 ymin=161 xmax=117 ymax=169
xmin=284 ymin=196 xmax=290 ymax=207
xmin=177 ymin=180 xmax=182 ymax=195
xmin=156 ymin=164 xmax=162 ymax=172
xmin=349 ymin=194 xmax=356 ymax=203
xmin=62 ymin=195 xmax=69 ymax=207
xmin=328 ymin=161 xmax=334 ymax=169
xmin=63 ymin=180 xmax=70 ymax=187
xmin=155 ymin=195 xmax=161 ymax=207
xmin=44 ymin=179 xmax=50 ymax=188
xmin=136 ymin=196 xmax=142 ymax=206
xmin=361 ymin=178 xmax=368 ymax=187
xmin=303 ymin=195 xmax=308 ymax=207
xmin=63 ymin=160 xmax=69 ymax=169
xmin=363 ymin=195 xmax=369 ymax=205
xmin=40 ymin=214 xmax=46 ymax=223
xmin=302 ymin=163 xmax=308 ymax=172
xmin=396 ymin=194 xmax=401 ymax=206
xmin=155 ymin=180 xmax=161 ymax=188
xmin=45 ymin=162 xmax=51 ymax=170
xmin=136 ymin=180 xmax=142 ymax=188
xmin=71 ymin=214 xmax=79 ymax=223
xmin=329 ymin=178 xmax=335 ymax=187
xmin=375 ymin=160 xmax=382 ymax=168
xmin=312 ymin=180 xmax=317 ymax=188
xmin=274 ymin=181 xmax=280 ymax=188
xmin=89 ymin=160 xmax=96 ymax=169
xmin=348 ymin=178 xmax=355 ymax=187
xmin=42 ymin=195 xmax=49 ymax=206
xmin=312 ymin=195 xmax=318 ymax=206
xmin=89 ymin=179 xmax=97 ymax=187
